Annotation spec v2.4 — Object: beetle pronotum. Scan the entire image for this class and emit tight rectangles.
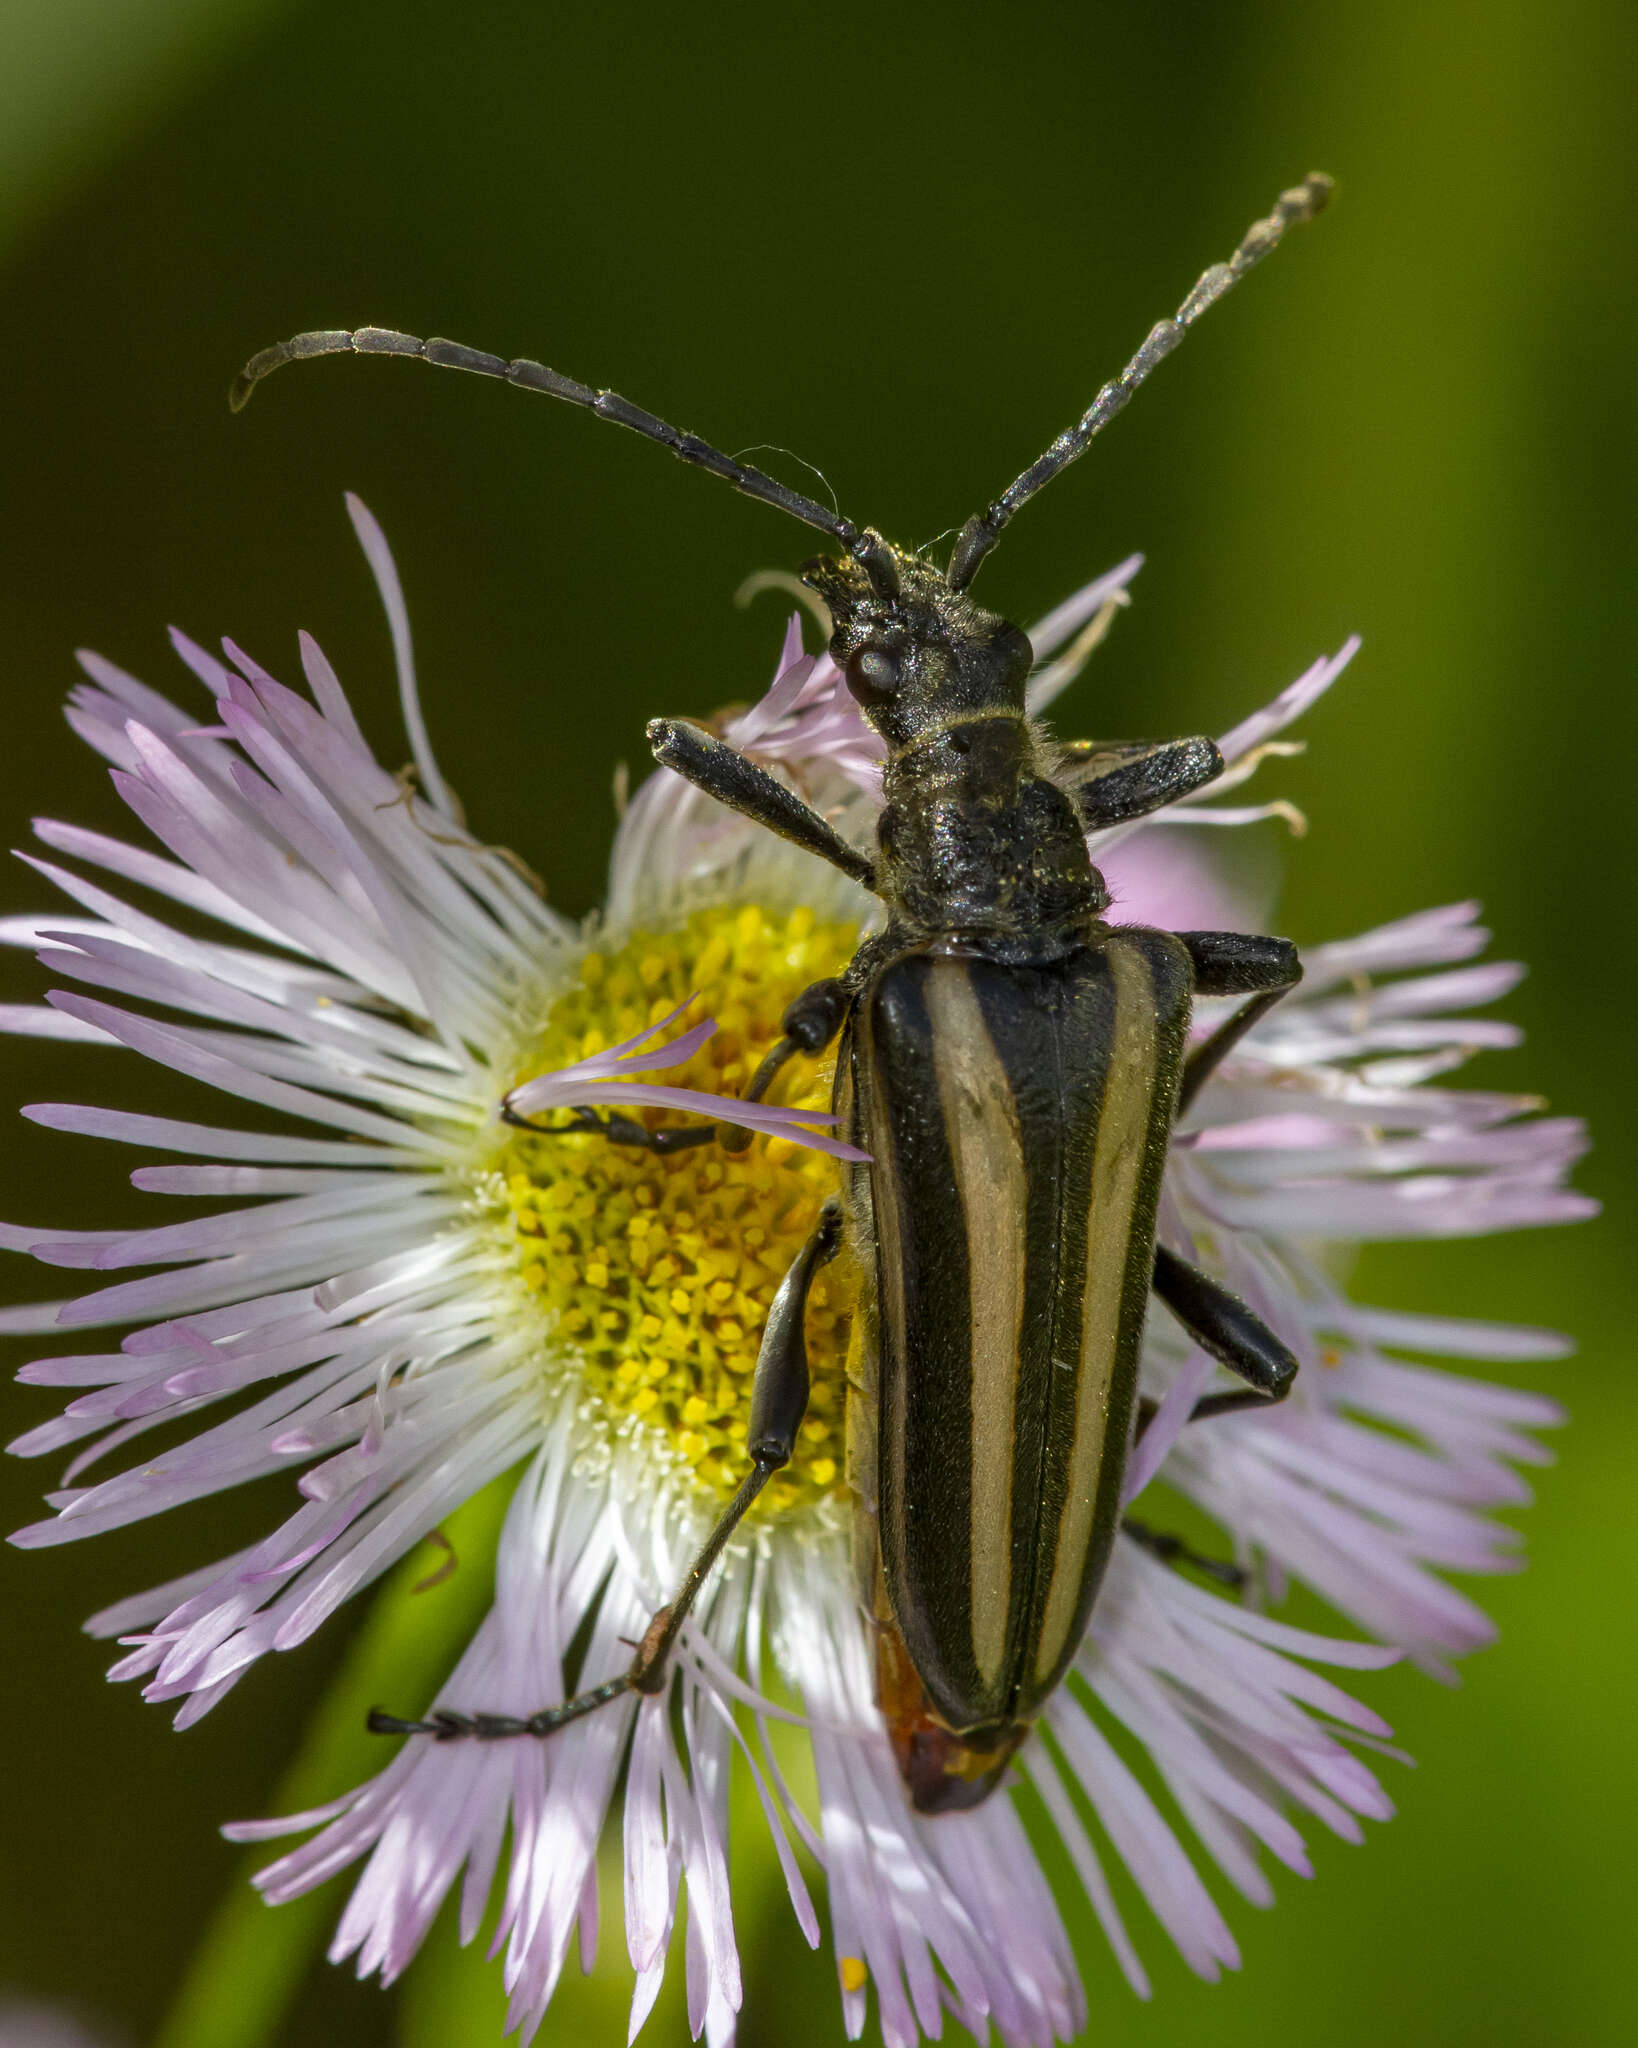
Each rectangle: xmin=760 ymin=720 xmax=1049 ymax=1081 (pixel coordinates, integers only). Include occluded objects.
xmin=235 ymin=173 xmax=1331 ymax=1813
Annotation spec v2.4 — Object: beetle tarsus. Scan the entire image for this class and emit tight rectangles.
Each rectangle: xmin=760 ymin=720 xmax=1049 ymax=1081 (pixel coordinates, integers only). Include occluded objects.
xmin=368 ymin=1677 xmax=636 ymax=1743
xmin=1122 ymin=1516 xmax=1248 ymax=1591
xmin=501 ymin=1101 xmax=722 ymax=1154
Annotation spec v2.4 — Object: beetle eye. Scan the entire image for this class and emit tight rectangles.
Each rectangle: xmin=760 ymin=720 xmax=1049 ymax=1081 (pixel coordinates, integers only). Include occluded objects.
xmin=844 ymin=644 xmax=902 ymax=703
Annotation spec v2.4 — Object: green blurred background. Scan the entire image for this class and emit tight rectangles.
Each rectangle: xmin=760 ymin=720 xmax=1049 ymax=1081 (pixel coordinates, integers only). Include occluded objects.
xmin=0 ymin=2 xmax=1631 ymax=2043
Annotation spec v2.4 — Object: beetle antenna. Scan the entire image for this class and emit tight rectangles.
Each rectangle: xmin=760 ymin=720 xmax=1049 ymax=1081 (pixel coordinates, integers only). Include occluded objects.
xmin=230 ymin=326 xmax=901 ymax=593
xmin=946 ymin=173 xmax=1333 ymax=592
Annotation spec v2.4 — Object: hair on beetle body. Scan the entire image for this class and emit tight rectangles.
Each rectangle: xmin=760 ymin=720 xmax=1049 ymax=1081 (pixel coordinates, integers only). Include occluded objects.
xmin=239 ymin=174 xmax=1331 ymax=1812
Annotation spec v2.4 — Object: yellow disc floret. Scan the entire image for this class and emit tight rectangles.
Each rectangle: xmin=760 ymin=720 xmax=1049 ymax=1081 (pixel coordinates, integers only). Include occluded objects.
xmin=502 ymin=904 xmax=860 ymax=1519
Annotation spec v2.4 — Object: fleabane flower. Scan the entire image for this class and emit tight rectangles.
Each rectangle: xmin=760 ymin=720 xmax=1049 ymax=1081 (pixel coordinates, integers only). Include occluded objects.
xmin=2 ymin=499 xmax=1589 ymax=2047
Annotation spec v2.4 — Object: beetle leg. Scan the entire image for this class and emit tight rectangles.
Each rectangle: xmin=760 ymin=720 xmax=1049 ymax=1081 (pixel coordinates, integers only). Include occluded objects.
xmin=1176 ymin=929 xmax=1302 ymax=1115
xmin=503 ymin=975 xmax=854 ymax=1160
xmin=647 ymin=717 xmax=877 ymax=892
xmin=719 ymin=974 xmax=852 ymax=1153
xmin=617 ymin=1196 xmax=844 ymax=1688
xmin=500 ymin=1101 xmax=723 ymax=1153
xmin=368 ymin=1201 xmax=844 ymax=1744
xmin=1057 ymin=734 xmax=1224 ymax=828
xmin=1121 ymin=1515 xmax=1247 ymax=1590
xmin=1151 ymin=1243 xmax=1298 ymax=1421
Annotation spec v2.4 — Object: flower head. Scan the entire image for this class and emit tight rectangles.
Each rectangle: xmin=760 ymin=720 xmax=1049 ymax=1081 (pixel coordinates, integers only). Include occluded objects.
xmin=3 ymin=500 xmax=1588 ymax=2044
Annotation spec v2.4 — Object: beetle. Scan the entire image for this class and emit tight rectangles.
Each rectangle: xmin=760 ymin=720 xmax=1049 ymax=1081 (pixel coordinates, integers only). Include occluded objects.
xmin=234 ymin=173 xmax=1330 ymax=1813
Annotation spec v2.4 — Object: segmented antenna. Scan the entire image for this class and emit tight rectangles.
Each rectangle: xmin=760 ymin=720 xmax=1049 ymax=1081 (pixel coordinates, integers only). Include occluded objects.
xmin=946 ymin=173 xmax=1334 ymax=592
xmin=229 ymin=326 xmax=903 ymax=598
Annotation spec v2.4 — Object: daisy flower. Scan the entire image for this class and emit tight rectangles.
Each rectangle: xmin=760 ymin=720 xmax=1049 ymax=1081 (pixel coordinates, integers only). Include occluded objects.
xmin=1 ymin=498 xmax=1589 ymax=2046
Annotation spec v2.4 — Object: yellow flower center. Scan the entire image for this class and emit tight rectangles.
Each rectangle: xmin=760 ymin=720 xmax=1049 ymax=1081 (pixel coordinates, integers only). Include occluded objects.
xmin=502 ymin=904 xmax=859 ymax=1519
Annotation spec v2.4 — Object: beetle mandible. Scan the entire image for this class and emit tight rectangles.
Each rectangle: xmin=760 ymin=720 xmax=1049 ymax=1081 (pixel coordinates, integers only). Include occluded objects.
xmin=234 ymin=173 xmax=1331 ymax=1812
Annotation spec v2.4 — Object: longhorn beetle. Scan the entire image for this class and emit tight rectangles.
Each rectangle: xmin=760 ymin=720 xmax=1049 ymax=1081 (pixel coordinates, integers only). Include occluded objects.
xmin=235 ymin=174 xmax=1331 ymax=1813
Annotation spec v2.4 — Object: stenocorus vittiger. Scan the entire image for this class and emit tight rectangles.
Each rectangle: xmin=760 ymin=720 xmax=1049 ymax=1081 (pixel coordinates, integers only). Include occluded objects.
xmin=234 ymin=172 xmax=1331 ymax=1812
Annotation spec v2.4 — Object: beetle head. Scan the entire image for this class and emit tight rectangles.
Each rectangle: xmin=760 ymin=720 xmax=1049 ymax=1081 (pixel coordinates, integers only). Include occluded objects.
xmin=803 ymin=537 xmax=1033 ymax=752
